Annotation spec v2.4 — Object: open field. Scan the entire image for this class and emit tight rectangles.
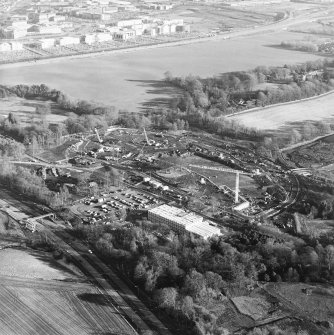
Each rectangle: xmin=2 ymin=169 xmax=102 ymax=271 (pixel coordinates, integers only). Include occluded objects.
xmin=0 ymin=31 xmax=325 ymax=113
xmin=0 ymin=248 xmax=80 ymax=280
xmin=0 ymin=273 xmax=136 ymax=335
xmin=229 ymin=92 xmax=334 ymax=131
xmin=0 ymin=97 xmax=68 ymax=125
xmin=267 ymin=282 xmax=334 ymax=324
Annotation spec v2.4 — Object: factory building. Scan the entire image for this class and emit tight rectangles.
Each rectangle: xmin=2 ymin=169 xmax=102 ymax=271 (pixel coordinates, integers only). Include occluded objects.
xmin=148 ymin=204 xmax=221 ymax=239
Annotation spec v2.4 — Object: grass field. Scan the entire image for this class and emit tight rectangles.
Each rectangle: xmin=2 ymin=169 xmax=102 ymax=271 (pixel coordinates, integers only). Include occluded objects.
xmin=268 ymin=282 xmax=334 ymax=323
xmin=0 ymin=97 xmax=68 ymax=126
xmin=229 ymin=92 xmax=334 ymax=131
xmin=0 ymin=249 xmax=79 ymax=280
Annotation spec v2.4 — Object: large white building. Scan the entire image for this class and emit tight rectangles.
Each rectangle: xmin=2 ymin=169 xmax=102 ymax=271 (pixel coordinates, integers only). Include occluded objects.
xmin=148 ymin=204 xmax=221 ymax=239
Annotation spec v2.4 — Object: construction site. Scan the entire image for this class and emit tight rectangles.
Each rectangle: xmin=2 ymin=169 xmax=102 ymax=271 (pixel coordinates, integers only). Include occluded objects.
xmin=8 ymin=124 xmax=299 ymax=240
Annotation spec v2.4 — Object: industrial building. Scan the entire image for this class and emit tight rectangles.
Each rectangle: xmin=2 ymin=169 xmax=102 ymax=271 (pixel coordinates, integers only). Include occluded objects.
xmin=148 ymin=204 xmax=221 ymax=239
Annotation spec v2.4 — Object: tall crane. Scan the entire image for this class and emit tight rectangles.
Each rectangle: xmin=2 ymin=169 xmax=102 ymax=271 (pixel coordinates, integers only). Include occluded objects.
xmin=94 ymin=128 xmax=103 ymax=143
xmin=143 ymin=127 xmax=155 ymax=145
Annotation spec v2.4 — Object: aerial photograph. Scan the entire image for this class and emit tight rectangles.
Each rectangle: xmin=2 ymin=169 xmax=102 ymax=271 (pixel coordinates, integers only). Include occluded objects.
xmin=1 ymin=0 xmax=334 ymax=334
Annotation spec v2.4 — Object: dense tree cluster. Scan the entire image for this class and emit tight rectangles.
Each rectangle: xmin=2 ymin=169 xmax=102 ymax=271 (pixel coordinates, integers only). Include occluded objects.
xmin=280 ymin=40 xmax=319 ymax=52
xmin=0 ymin=159 xmax=68 ymax=207
xmin=165 ymin=59 xmax=334 ymax=119
xmin=69 ymin=216 xmax=334 ymax=335
xmin=0 ymin=135 xmax=25 ymax=158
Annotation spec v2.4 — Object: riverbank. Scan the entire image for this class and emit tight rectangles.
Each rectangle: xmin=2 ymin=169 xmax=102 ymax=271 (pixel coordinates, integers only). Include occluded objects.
xmin=0 ymin=34 xmax=232 ymax=71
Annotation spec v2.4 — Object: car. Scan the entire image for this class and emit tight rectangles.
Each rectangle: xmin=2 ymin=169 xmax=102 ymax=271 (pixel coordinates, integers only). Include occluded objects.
xmin=88 ymin=249 xmax=93 ymax=254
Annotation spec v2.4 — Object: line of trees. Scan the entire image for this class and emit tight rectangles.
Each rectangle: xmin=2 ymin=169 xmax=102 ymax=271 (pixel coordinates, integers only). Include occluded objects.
xmin=280 ymin=40 xmax=319 ymax=53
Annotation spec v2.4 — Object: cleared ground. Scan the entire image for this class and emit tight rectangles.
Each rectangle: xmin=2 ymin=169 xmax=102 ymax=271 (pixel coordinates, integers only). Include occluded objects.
xmin=229 ymin=92 xmax=334 ymax=131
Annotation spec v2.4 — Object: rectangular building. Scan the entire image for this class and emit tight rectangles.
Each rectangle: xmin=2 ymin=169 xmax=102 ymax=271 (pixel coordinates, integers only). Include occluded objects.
xmin=39 ymin=38 xmax=55 ymax=48
xmin=59 ymin=36 xmax=80 ymax=46
xmin=148 ymin=204 xmax=221 ymax=239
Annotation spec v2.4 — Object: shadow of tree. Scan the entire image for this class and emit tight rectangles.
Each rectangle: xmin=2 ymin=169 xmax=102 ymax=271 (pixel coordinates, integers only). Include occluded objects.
xmin=126 ymin=79 xmax=181 ymax=110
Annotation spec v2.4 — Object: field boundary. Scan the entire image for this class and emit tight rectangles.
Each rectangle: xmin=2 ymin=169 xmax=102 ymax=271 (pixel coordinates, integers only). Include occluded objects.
xmin=227 ymin=88 xmax=334 ymax=119
xmin=281 ymin=131 xmax=334 ymax=152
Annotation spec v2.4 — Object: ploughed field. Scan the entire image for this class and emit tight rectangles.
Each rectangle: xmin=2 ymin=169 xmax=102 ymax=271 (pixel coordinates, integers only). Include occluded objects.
xmin=0 ymin=249 xmax=135 ymax=335
xmin=0 ymin=31 xmax=324 ymax=113
xmin=229 ymin=92 xmax=334 ymax=131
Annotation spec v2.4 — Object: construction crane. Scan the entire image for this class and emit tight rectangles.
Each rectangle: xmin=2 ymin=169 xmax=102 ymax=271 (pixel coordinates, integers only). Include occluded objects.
xmin=94 ymin=128 xmax=103 ymax=143
xmin=143 ymin=127 xmax=155 ymax=146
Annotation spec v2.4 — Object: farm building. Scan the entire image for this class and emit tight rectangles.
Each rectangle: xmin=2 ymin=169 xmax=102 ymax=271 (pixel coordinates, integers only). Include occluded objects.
xmin=148 ymin=204 xmax=221 ymax=239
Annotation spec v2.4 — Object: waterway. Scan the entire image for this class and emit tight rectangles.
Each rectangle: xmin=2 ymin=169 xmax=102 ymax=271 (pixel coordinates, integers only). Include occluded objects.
xmin=0 ymin=31 xmax=324 ymax=112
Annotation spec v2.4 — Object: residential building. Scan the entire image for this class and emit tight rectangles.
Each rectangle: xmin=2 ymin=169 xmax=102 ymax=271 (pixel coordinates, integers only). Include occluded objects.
xmin=96 ymin=32 xmax=113 ymax=42
xmin=28 ymin=24 xmax=62 ymax=34
xmin=1 ymin=27 xmax=27 ymax=39
xmin=148 ymin=204 xmax=221 ymax=239
xmin=84 ymin=33 xmax=96 ymax=44
xmin=59 ymin=36 xmax=80 ymax=45
xmin=115 ymin=19 xmax=142 ymax=28
xmin=39 ymin=38 xmax=55 ymax=48
xmin=10 ymin=41 xmax=23 ymax=50
xmin=113 ymin=29 xmax=135 ymax=40
xmin=0 ymin=42 xmax=11 ymax=52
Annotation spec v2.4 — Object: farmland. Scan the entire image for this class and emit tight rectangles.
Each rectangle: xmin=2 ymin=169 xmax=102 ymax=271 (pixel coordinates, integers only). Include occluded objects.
xmin=0 ymin=248 xmax=136 ymax=335
xmin=229 ymin=91 xmax=334 ymax=131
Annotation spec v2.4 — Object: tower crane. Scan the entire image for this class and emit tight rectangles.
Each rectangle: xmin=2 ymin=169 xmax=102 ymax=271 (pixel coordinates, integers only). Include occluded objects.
xmin=94 ymin=128 xmax=103 ymax=143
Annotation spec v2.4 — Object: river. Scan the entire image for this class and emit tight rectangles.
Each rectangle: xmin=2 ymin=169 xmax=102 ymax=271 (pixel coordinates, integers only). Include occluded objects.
xmin=0 ymin=31 xmax=324 ymax=112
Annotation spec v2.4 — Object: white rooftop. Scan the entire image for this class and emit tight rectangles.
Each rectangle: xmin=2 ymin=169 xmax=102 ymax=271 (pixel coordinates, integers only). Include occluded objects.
xmin=149 ymin=204 xmax=203 ymax=227
xmin=149 ymin=204 xmax=222 ymax=239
